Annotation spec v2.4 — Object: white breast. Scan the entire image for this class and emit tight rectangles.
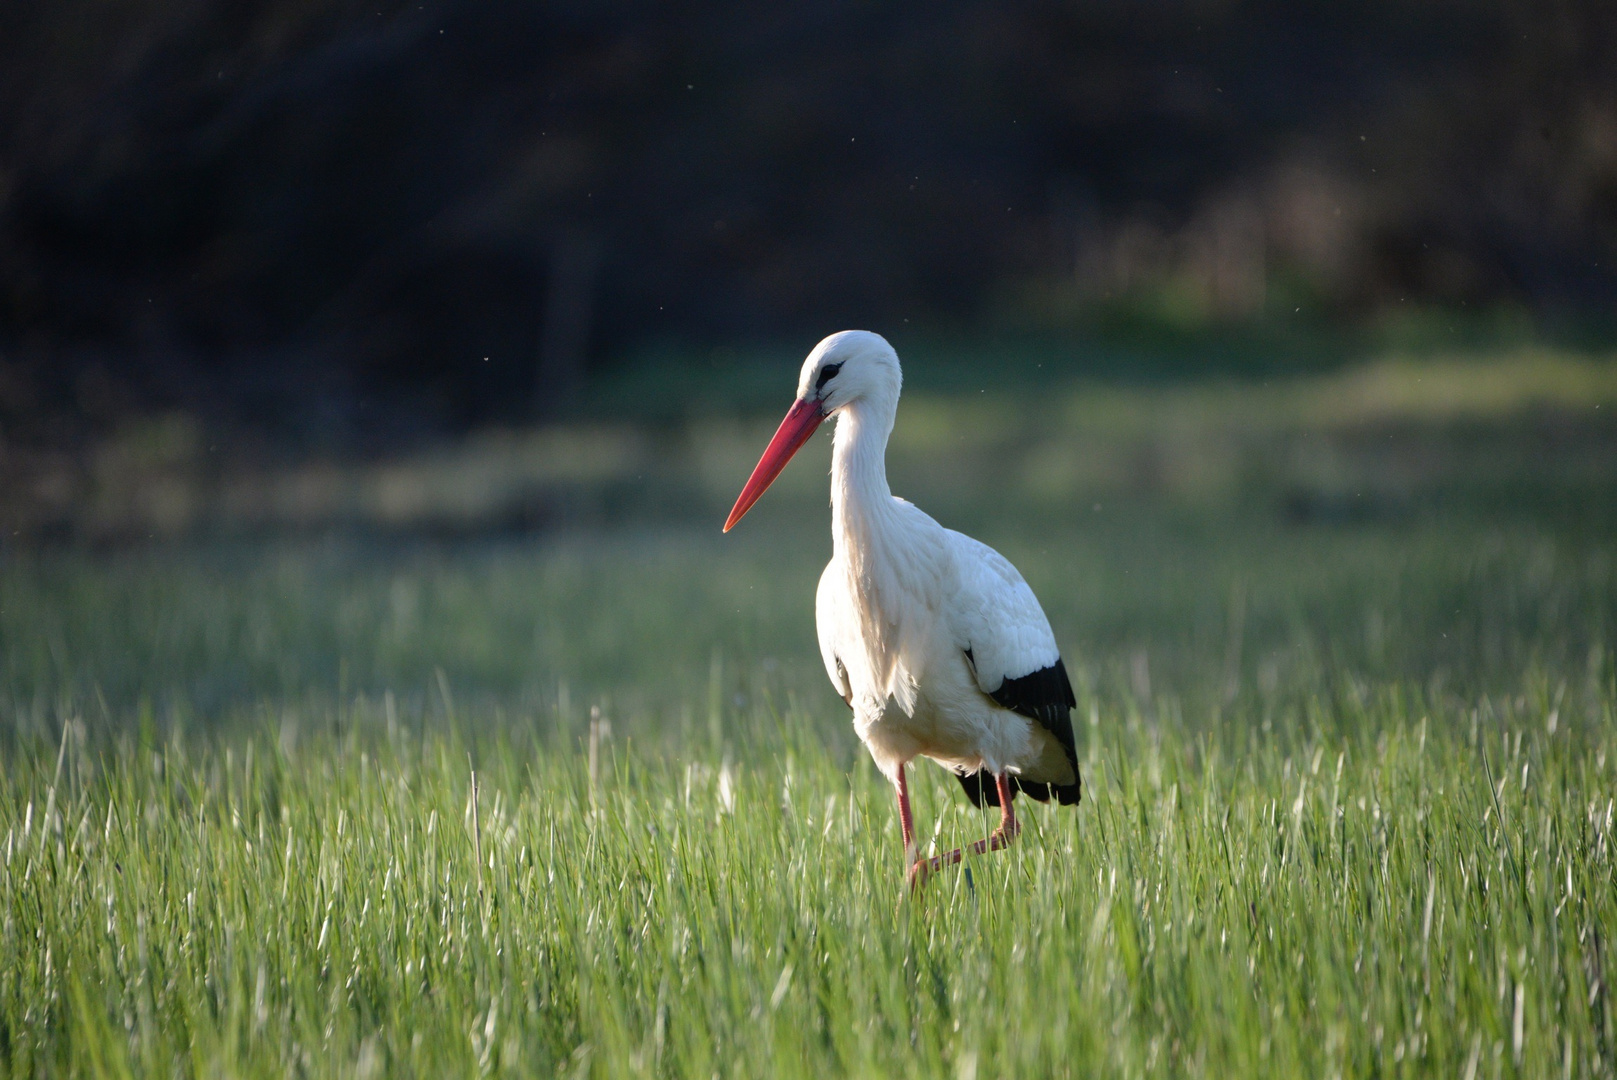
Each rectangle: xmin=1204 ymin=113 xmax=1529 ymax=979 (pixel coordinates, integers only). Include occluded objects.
xmin=816 ymin=503 xmax=1067 ymax=782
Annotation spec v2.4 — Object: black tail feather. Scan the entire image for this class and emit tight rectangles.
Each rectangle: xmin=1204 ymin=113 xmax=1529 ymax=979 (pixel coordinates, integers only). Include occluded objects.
xmin=954 ymin=768 xmax=1082 ymax=808
xmin=953 ymin=656 xmax=1083 ymax=809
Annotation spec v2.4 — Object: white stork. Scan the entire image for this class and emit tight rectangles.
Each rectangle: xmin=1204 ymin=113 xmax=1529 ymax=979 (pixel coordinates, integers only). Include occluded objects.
xmin=724 ymin=330 xmax=1080 ymax=885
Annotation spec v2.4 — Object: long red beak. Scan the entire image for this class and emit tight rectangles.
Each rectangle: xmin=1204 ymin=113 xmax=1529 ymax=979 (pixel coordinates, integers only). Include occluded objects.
xmin=724 ymin=397 xmax=825 ymax=532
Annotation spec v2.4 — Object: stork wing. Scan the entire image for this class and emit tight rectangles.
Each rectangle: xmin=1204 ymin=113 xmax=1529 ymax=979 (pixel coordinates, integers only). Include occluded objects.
xmin=947 ymin=530 xmax=1080 ymax=806
xmin=946 ymin=530 xmax=1062 ymax=688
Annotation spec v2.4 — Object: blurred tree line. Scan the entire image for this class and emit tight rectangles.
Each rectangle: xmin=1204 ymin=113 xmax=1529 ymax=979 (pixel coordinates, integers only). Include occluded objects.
xmin=0 ymin=0 xmax=1614 ymax=446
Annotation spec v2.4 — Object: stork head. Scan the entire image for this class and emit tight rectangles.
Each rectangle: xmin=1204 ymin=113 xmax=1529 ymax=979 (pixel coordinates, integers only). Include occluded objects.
xmin=793 ymin=330 xmax=902 ymax=416
xmin=724 ymin=330 xmax=901 ymax=532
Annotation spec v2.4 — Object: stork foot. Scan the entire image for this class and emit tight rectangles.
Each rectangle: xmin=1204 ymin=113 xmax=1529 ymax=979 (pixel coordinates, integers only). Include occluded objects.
xmin=906 ymin=858 xmax=930 ymax=892
xmin=900 ymin=771 xmax=1020 ymax=893
xmin=984 ymin=816 xmax=1022 ymax=852
xmin=907 ymin=847 xmax=965 ymax=892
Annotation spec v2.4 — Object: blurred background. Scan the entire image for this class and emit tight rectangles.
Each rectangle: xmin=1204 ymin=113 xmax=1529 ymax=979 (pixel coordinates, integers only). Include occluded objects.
xmin=0 ymin=0 xmax=1614 ymax=735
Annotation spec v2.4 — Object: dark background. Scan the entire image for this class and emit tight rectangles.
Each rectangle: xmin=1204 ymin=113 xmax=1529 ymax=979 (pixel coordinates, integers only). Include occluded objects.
xmin=1 ymin=0 xmax=1615 ymax=450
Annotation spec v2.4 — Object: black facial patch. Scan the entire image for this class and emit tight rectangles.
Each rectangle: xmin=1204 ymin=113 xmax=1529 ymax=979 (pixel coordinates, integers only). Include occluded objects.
xmin=815 ymin=362 xmax=843 ymax=392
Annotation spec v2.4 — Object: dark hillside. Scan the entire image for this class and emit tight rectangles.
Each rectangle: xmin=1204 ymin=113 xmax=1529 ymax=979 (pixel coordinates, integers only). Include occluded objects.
xmin=1 ymin=0 xmax=1614 ymax=442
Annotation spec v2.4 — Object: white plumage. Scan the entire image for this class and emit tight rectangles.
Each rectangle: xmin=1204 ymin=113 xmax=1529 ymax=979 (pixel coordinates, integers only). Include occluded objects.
xmin=726 ymin=330 xmax=1080 ymax=884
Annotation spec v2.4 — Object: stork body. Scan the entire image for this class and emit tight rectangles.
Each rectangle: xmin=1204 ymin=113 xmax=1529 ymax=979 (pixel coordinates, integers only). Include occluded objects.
xmin=726 ymin=331 xmax=1080 ymax=884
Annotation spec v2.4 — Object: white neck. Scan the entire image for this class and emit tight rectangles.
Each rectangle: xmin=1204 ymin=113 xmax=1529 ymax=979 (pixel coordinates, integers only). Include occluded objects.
xmin=827 ymin=386 xmax=920 ymax=712
xmin=830 ymin=397 xmax=898 ymax=559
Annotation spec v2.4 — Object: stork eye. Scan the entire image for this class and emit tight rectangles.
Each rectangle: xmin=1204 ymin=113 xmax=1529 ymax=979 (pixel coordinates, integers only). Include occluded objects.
xmin=816 ymin=362 xmax=843 ymax=391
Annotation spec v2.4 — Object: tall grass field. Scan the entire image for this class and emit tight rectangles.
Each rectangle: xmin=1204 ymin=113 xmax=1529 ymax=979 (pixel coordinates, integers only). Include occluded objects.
xmin=3 ymin=350 xmax=1617 ymax=1077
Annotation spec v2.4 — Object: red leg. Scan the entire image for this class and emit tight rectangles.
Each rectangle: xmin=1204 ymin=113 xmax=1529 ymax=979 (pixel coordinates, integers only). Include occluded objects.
xmin=896 ymin=764 xmax=917 ymax=858
xmin=912 ymin=773 xmax=1021 ymax=887
xmin=898 ymin=765 xmax=939 ymax=890
xmin=988 ymin=773 xmax=1021 ymax=850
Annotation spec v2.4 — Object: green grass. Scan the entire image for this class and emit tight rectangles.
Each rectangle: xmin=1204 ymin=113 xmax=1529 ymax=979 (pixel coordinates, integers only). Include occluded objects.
xmin=4 ymin=692 xmax=1614 ymax=1078
xmin=3 ymin=354 xmax=1617 ymax=1077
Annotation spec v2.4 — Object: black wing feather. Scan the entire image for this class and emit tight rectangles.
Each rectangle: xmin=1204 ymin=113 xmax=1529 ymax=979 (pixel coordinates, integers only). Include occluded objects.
xmin=955 ymin=656 xmax=1082 ymax=808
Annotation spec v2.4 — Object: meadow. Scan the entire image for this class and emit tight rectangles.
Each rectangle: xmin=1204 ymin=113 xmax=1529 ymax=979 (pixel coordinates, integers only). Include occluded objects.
xmin=2 ymin=346 xmax=1617 ymax=1078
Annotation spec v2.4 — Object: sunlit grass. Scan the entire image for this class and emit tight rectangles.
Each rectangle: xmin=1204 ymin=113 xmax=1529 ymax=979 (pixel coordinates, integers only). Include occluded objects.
xmin=2 ymin=517 xmax=1614 ymax=1078
xmin=3 ymin=356 xmax=1617 ymax=1077
xmin=17 ymin=346 xmax=1617 ymax=542
xmin=2 ymin=684 xmax=1613 ymax=1077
